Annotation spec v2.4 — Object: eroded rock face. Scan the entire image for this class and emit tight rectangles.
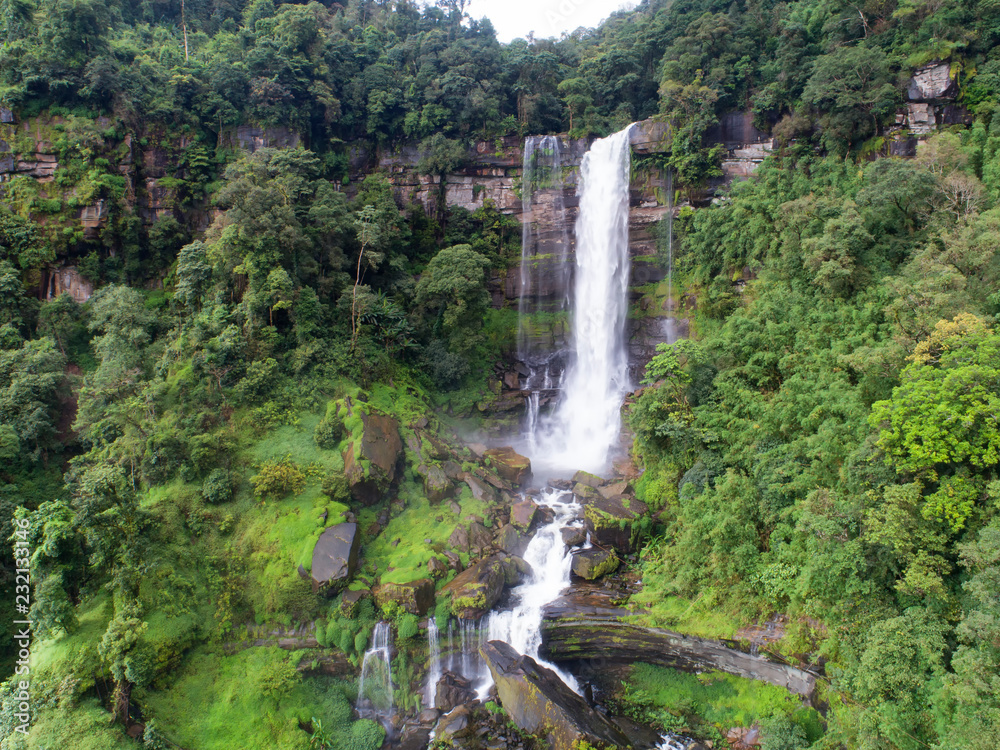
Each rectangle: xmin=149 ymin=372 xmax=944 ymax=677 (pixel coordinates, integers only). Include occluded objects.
xmin=311 ymin=523 xmax=359 ymax=594
xmin=483 ymin=447 xmax=532 ymax=486
xmin=541 ymin=588 xmax=818 ymax=700
xmin=481 ymin=640 xmax=632 ymax=750
xmin=583 ymin=492 xmax=649 ymax=552
xmin=343 ymin=411 xmax=403 ymax=505
xmin=374 ymin=578 xmax=436 ymax=616
xmin=443 ymin=555 xmax=527 ymax=619
xmin=908 ymin=62 xmax=957 ymax=101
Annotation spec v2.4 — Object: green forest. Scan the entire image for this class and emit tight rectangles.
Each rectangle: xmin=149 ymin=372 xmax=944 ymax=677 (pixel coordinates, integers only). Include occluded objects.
xmin=2 ymin=0 xmax=1000 ymax=748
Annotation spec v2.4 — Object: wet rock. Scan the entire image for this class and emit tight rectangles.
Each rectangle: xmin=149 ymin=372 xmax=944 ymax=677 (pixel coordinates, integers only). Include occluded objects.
xmin=468 ymin=521 xmax=494 ymax=552
xmin=572 ymin=470 xmax=604 ymax=488
xmin=419 ymin=708 xmax=441 ymax=724
xmin=503 ymin=371 xmax=521 ymax=389
xmin=573 ymin=482 xmax=602 ymax=502
xmin=436 ymin=673 xmax=476 ymax=713
xmin=428 ymin=556 xmax=450 ymax=578
xmin=436 ymin=704 xmax=473 ymax=740
xmin=398 ymin=724 xmax=433 ymax=750
xmin=571 ymin=548 xmax=620 ymax=580
xmin=480 ymin=640 xmax=631 ymax=750
xmin=494 ymin=525 xmax=523 ymax=555
xmin=422 ymin=464 xmax=455 ymax=503
xmin=464 ymin=475 xmax=499 ymax=505
xmin=343 ymin=411 xmax=403 ymax=505
xmin=449 ymin=525 xmax=470 ymax=552
xmin=374 ymin=578 xmax=435 ymax=615
xmin=311 ymin=523 xmax=359 ymax=595
xmin=444 ymin=551 xmax=464 ymax=572
xmin=483 ymin=447 xmax=532 ymax=486
xmin=549 ymin=478 xmax=574 ymax=491
xmin=583 ymin=492 xmax=649 ymax=552
xmin=560 ymin=526 xmax=587 ymax=547
xmin=443 ymin=555 xmax=527 ymax=619
xmin=444 ymin=460 xmax=464 ymax=481
xmin=599 ymin=480 xmax=630 ymax=500
xmin=510 ymin=498 xmax=537 ymax=530
xmin=468 ymin=443 xmax=488 ymax=458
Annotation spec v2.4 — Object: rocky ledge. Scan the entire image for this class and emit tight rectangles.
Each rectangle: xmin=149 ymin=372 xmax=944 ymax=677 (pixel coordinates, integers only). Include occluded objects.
xmin=539 ymin=586 xmax=818 ymax=701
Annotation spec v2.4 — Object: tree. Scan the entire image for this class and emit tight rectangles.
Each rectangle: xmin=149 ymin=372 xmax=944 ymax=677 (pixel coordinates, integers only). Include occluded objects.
xmin=413 ymin=244 xmax=490 ymax=355
xmin=801 ymin=46 xmax=899 ymax=154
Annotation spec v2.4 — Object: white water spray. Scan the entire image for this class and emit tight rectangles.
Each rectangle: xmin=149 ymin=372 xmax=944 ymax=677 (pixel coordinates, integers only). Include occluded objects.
xmin=424 ymin=618 xmax=441 ymax=709
xmin=478 ymin=488 xmax=581 ymax=697
xmin=357 ymin=622 xmax=393 ymax=719
xmin=531 ymin=125 xmax=635 ymax=476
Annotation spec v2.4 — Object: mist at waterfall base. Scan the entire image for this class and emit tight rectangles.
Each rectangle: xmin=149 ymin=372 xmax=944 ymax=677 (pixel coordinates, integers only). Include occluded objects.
xmin=519 ymin=126 xmax=635 ymax=479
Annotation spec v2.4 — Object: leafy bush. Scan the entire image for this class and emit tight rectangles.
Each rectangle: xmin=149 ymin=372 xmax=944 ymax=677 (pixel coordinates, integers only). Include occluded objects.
xmin=396 ymin=613 xmax=419 ymax=640
xmin=202 ymin=469 xmax=234 ymax=504
xmin=251 ymin=457 xmax=306 ymax=500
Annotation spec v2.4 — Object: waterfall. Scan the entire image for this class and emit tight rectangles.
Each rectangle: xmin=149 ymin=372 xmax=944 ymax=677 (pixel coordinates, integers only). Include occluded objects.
xmin=517 ymin=135 xmax=573 ymax=364
xmin=424 ymin=617 xmax=441 ymax=709
xmin=478 ymin=487 xmax=581 ymax=697
xmin=530 ymin=124 xmax=635 ymax=476
xmin=357 ymin=622 xmax=393 ymax=719
xmin=663 ymin=168 xmax=678 ymax=345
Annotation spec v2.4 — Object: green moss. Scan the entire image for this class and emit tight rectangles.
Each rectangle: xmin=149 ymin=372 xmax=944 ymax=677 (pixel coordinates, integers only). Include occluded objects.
xmin=24 ymin=700 xmax=134 ymax=749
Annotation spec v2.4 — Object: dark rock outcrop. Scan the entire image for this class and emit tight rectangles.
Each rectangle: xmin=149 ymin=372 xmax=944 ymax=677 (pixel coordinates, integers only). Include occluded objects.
xmin=582 ymin=492 xmax=649 ymax=552
xmin=443 ymin=555 xmax=528 ymax=619
xmin=343 ymin=411 xmax=403 ymax=505
xmin=310 ymin=523 xmax=359 ymax=594
xmin=481 ymin=640 xmax=632 ymax=750
xmin=374 ymin=578 xmax=436 ymax=616
xmin=510 ymin=498 xmax=537 ymax=530
xmin=435 ymin=672 xmax=476 ymax=712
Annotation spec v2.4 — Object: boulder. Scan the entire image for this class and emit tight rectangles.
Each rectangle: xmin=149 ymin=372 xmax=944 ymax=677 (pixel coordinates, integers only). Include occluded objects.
xmin=510 ymin=498 xmax=537 ymax=530
xmin=560 ymin=526 xmax=587 ymax=547
xmin=494 ymin=525 xmax=523 ymax=555
xmin=571 ymin=548 xmax=620 ymax=580
xmin=443 ymin=555 xmax=527 ymax=619
xmin=339 ymin=588 xmax=369 ymax=616
xmin=448 ymin=525 xmax=470 ymax=552
xmin=480 ymin=641 xmax=631 ymax=750
xmin=311 ymin=523 xmax=359 ymax=594
xmin=468 ymin=521 xmax=493 ymax=552
xmin=422 ymin=464 xmax=455 ymax=503
xmin=434 ymin=704 xmax=472 ymax=739
xmin=464 ymin=475 xmax=499 ymax=505
xmin=583 ymin=492 xmax=649 ymax=552
xmin=907 ymin=61 xmax=957 ymax=101
xmin=599 ymin=480 xmax=631 ymax=500
xmin=443 ymin=460 xmax=464 ymax=480
xmin=573 ymin=482 xmax=602 ymax=502
xmin=572 ymin=470 xmax=604 ymax=488
xmin=428 ymin=556 xmax=450 ymax=578
xmin=374 ymin=578 xmax=436 ymax=616
xmin=483 ymin=447 xmax=532 ymax=486
xmin=503 ymin=371 xmax=521 ymax=390
xmin=435 ymin=672 xmax=476 ymax=712
xmin=343 ymin=411 xmax=403 ymax=505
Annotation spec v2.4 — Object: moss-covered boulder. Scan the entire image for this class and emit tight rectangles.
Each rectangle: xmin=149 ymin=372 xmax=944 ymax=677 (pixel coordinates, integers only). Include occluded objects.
xmin=443 ymin=555 xmax=527 ymax=619
xmin=583 ymin=492 xmax=649 ymax=552
xmin=570 ymin=548 xmax=619 ymax=580
xmin=572 ymin=470 xmax=604 ymax=488
xmin=463 ymin=474 xmax=498 ymax=505
xmin=480 ymin=640 xmax=631 ymax=750
xmin=494 ymin=524 xmax=524 ymax=555
xmin=311 ymin=523 xmax=360 ymax=595
xmin=572 ymin=482 xmax=602 ymax=502
xmin=421 ymin=464 xmax=454 ymax=503
xmin=374 ymin=578 xmax=435 ymax=616
xmin=560 ymin=526 xmax=586 ymax=547
xmin=483 ymin=447 xmax=532 ymax=486
xmin=343 ymin=411 xmax=403 ymax=505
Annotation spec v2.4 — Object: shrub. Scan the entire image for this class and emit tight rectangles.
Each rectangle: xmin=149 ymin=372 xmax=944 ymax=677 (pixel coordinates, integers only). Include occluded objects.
xmin=202 ymin=469 xmax=234 ymax=504
xmin=251 ymin=457 xmax=306 ymax=500
xmin=314 ymin=404 xmax=344 ymax=448
xmin=321 ymin=472 xmax=350 ymax=502
xmin=396 ymin=613 xmax=419 ymax=640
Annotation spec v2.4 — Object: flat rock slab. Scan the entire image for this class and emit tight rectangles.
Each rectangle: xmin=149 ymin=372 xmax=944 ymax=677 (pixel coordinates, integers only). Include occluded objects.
xmin=481 ymin=640 xmax=631 ymax=750
xmin=311 ymin=523 xmax=359 ymax=594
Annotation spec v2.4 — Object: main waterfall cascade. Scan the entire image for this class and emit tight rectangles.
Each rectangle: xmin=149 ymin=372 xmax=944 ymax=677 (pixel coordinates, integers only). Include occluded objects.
xmin=523 ymin=125 xmax=635 ymax=477
xmin=424 ymin=618 xmax=441 ymax=709
xmin=358 ymin=622 xmax=394 ymax=723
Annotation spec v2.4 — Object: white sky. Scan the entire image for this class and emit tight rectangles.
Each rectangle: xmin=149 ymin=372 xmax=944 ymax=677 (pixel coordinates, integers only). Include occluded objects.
xmin=465 ymin=0 xmax=634 ymax=43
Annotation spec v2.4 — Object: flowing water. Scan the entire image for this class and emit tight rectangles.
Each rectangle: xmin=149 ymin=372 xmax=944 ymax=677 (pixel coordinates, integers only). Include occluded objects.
xmin=424 ymin=618 xmax=441 ymax=709
xmin=357 ymin=622 xmax=393 ymax=721
xmin=527 ymin=125 xmax=635 ymax=477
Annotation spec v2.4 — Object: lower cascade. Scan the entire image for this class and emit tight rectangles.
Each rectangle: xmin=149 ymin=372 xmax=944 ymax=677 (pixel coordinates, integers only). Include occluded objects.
xmin=357 ymin=622 xmax=394 ymax=723
xmin=424 ymin=617 xmax=441 ymax=709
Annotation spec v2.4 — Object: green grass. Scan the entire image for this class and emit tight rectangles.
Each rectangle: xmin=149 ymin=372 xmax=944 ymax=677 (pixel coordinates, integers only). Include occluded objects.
xmin=142 ymin=647 xmax=379 ymax=750
xmin=23 ymin=699 xmax=135 ymax=750
xmin=249 ymin=413 xmax=344 ymax=474
xmin=363 ymin=481 xmax=487 ymax=586
xmin=31 ymin=592 xmax=112 ymax=695
xmin=627 ymin=592 xmax=746 ymax=640
xmin=623 ymin=663 xmax=823 ymax=742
